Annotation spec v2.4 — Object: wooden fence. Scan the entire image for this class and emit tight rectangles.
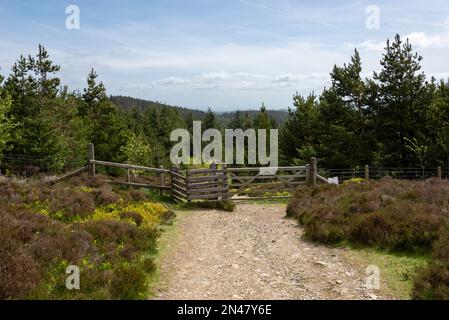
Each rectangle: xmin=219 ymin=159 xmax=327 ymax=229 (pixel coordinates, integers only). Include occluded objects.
xmin=323 ymin=164 xmax=444 ymax=182
xmin=84 ymin=143 xmax=170 ymax=192
xmin=169 ymin=157 xmax=326 ymax=202
xmin=51 ymin=144 xmax=328 ymax=202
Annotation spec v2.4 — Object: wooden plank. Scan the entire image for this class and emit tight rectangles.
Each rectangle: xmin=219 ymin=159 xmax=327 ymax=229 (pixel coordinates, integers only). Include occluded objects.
xmin=187 ymin=175 xmax=227 ymax=183
xmin=226 ymin=166 xmax=306 ymax=172
xmin=188 ymin=186 xmax=229 ymax=195
xmin=188 ymin=181 xmax=229 ymax=189
xmin=172 ymin=187 xmax=188 ymax=196
xmin=90 ymin=160 xmax=169 ymax=173
xmin=311 ymin=157 xmax=317 ymax=187
xmin=88 ymin=143 xmax=95 ymax=175
xmin=171 ymin=176 xmax=187 ymax=186
xmin=172 ymin=193 xmax=186 ymax=203
xmin=171 ymin=183 xmax=188 ymax=193
xmin=49 ymin=166 xmax=88 ymax=185
xmin=171 ymin=188 xmax=187 ymax=198
xmin=229 ymin=173 xmax=306 ymax=181
xmin=229 ymin=181 xmax=305 ymax=188
xmin=103 ymin=180 xmax=171 ymax=189
xmin=316 ymin=174 xmax=330 ymax=184
xmin=188 ymin=168 xmax=228 ymax=174
xmin=188 ymin=192 xmax=229 ymax=200
xmin=171 ymin=171 xmax=187 ymax=179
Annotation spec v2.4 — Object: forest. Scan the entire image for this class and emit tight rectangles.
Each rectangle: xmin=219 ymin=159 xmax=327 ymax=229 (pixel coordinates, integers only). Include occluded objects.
xmin=1 ymin=34 xmax=449 ymax=174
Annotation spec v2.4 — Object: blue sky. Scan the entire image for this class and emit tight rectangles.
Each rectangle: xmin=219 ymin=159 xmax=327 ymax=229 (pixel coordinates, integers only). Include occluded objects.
xmin=1 ymin=0 xmax=449 ymax=111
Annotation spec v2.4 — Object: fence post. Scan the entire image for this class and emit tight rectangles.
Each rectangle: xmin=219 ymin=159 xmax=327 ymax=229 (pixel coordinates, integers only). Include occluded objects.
xmin=365 ymin=165 xmax=370 ymax=180
xmin=87 ymin=143 xmax=95 ymax=176
xmin=438 ymin=166 xmax=442 ymax=179
xmin=186 ymin=168 xmax=191 ymax=202
xmin=222 ymin=163 xmax=229 ymax=200
xmin=126 ymin=164 xmax=131 ymax=183
xmin=160 ymin=165 xmax=165 ymax=196
xmin=210 ymin=162 xmax=218 ymax=200
xmin=306 ymin=164 xmax=311 ymax=186
xmin=311 ymin=157 xmax=317 ymax=187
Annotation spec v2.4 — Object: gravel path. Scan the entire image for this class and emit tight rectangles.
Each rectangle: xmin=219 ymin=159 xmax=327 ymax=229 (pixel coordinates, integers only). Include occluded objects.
xmin=153 ymin=204 xmax=384 ymax=300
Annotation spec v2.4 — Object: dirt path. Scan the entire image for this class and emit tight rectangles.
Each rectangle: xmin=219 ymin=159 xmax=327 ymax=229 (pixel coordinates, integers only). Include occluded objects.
xmin=152 ymin=204 xmax=385 ymax=300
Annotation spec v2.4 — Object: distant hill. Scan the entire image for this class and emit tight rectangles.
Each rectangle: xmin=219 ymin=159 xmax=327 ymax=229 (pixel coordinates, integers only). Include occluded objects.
xmin=110 ymin=96 xmax=207 ymax=120
xmin=110 ymin=95 xmax=289 ymax=125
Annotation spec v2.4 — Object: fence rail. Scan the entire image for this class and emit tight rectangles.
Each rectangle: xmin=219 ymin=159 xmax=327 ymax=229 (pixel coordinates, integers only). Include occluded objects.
xmin=10 ymin=143 xmax=448 ymax=204
xmin=1 ymin=146 xmax=328 ymax=202
xmin=323 ymin=165 xmax=444 ymax=182
xmin=227 ymin=165 xmax=308 ymax=199
xmin=0 ymin=155 xmax=86 ymax=175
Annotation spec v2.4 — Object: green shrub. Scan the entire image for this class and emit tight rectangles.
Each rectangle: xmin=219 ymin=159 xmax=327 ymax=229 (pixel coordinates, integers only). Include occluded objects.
xmin=0 ymin=234 xmax=41 ymax=299
xmin=110 ymin=264 xmax=148 ymax=300
xmin=288 ymin=179 xmax=449 ymax=252
xmin=349 ymin=202 xmax=444 ymax=251
xmin=94 ymin=184 xmax=120 ymax=205
xmin=0 ymin=176 xmax=164 ymax=299
xmin=119 ymin=211 xmax=144 ymax=226
xmin=288 ymin=178 xmax=449 ymax=299
xmin=184 ymin=200 xmax=236 ymax=212
xmin=432 ymin=228 xmax=449 ymax=262
xmin=46 ymin=189 xmax=96 ymax=221
xmin=75 ymin=220 xmax=156 ymax=263
xmin=412 ymin=262 xmax=449 ymax=299
xmin=142 ymin=257 xmax=156 ymax=273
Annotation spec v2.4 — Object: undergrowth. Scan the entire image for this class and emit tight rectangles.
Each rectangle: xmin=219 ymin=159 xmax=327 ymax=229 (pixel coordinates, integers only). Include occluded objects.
xmin=287 ymin=177 xmax=449 ymax=299
xmin=0 ymin=173 xmax=175 ymax=300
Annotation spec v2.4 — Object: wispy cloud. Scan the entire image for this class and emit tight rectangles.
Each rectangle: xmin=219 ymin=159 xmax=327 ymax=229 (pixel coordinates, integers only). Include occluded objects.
xmin=2 ymin=1 xmax=449 ymax=110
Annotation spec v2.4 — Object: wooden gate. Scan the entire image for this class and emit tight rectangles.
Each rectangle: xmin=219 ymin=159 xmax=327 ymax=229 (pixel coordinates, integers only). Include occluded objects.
xmin=227 ymin=166 xmax=308 ymax=200
xmin=169 ymin=161 xmax=324 ymax=202
xmin=171 ymin=164 xmax=229 ymax=202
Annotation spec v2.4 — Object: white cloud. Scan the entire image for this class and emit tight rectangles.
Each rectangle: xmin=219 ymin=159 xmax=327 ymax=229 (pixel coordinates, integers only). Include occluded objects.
xmin=345 ymin=40 xmax=385 ymax=52
xmin=405 ymin=31 xmax=449 ymax=48
xmin=149 ymin=71 xmax=330 ymax=94
xmin=156 ymin=76 xmax=190 ymax=86
xmin=273 ymin=73 xmax=328 ymax=83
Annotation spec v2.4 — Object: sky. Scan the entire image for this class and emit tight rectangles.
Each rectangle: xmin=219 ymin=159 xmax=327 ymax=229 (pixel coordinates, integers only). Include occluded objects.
xmin=1 ymin=0 xmax=449 ymax=111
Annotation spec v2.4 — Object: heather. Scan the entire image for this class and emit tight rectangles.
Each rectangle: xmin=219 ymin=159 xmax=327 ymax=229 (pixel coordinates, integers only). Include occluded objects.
xmin=0 ymin=174 xmax=174 ymax=299
xmin=287 ymin=178 xmax=449 ymax=299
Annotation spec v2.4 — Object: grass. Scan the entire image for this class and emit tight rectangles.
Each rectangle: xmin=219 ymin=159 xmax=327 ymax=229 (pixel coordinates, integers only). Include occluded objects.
xmin=146 ymin=210 xmax=192 ymax=298
xmin=342 ymin=245 xmax=429 ymax=299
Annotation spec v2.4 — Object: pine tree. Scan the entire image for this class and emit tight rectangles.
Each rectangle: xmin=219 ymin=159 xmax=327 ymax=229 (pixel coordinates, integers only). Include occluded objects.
xmin=229 ymin=110 xmax=243 ymax=129
xmin=279 ymin=94 xmax=318 ymax=165
xmin=428 ymin=80 xmax=449 ymax=165
xmin=373 ymin=34 xmax=430 ymax=166
xmin=325 ymin=49 xmax=374 ymax=166
xmin=203 ymin=107 xmax=219 ymax=130
xmin=30 ymin=44 xmax=60 ymax=97
xmin=0 ymin=76 xmax=15 ymax=157
xmin=81 ymin=70 xmax=128 ymax=163
xmin=4 ymin=46 xmax=65 ymax=170
xmin=254 ymin=103 xmax=273 ymax=130
xmin=241 ymin=111 xmax=253 ymax=130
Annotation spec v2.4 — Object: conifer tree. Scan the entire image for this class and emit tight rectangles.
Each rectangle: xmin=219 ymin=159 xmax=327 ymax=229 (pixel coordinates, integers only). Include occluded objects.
xmin=373 ymin=34 xmax=430 ymax=166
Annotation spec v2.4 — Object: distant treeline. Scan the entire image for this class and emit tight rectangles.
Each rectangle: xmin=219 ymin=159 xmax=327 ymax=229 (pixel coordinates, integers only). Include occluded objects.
xmin=1 ymin=34 xmax=449 ymax=173
xmin=110 ymin=95 xmax=290 ymax=125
